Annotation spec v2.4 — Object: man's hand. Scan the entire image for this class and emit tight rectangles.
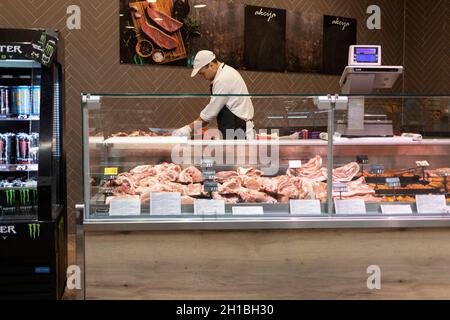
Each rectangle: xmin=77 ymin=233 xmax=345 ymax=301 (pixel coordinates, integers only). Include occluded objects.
xmin=172 ymin=125 xmax=192 ymax=137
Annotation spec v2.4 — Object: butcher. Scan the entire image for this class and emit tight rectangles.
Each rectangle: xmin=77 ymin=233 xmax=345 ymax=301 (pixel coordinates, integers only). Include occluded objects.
xmin=172 ymin=50 xmax=255 ymax=139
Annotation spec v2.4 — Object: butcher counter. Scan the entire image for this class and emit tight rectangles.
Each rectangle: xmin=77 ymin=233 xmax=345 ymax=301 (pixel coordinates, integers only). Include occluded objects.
xmin=76 ymin=93 xmax=450 ymax=299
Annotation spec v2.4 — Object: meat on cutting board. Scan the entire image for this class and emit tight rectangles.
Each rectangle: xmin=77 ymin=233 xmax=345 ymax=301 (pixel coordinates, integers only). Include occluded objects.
xmin=141 ymin=20 xmax=179 ymax=50
xmin=146 ymin=7 xmax=183 ymax=33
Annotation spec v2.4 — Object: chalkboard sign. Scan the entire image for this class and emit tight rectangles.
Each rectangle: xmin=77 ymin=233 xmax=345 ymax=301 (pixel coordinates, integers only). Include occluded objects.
xmin=244 ymin=5 xmax=286 ymax=72
xmin=322 ymin=15 xmax=357 ymax=75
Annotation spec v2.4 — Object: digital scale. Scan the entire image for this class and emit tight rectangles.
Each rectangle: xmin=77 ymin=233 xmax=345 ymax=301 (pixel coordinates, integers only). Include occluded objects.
xmin=337 ymin=45 xmax=403 ymax=137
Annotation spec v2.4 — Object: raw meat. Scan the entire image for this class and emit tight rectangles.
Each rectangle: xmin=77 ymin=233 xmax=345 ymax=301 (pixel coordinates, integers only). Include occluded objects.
xmin=179 ymin=166 xmax=204 ymax=184
xmin=332 ymin=162 xmax=360 ymax=182
xmin=237 ymin=189 xmax=277 ymax=203
xmin=237 ymin=167 xmax=263 ymax=177
xmin=154 ymin=162 xmax=181 ymax=182
xmin=146 ymin=7 xmax=183 ymax=33
xmin=259 ymin=177 xmax=279 ymax=194
xmin=186 ymin=183 xmax=202 ymax=196
xmin=286 ymin=155 xmax=327 ymax=181
xmin=218 ymin=177 xmax=242 ymax=194
xmin=141 ymin=20 xmax=179 ymax=50
xmin=215 ymin=171 xmax=239 ymax=183
xmin=241 ymin=176 xmax=262 ymax=191
xmin=212 ymin=192 xmax=240 ymax=204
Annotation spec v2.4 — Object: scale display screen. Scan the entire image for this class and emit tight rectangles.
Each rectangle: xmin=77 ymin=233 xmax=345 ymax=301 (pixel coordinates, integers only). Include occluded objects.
xmin=354 ymin=47 xmax=379 ymax=63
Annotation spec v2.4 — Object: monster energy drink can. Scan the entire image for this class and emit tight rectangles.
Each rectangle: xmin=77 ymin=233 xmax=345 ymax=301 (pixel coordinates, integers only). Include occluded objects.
xmin=30 ymin=133 xmax=39 ymax=164
xmin=0 ymin=86 xmax=10 ymax=114
xmin=16 ymin=133 xmax=31 ymax=164
xmin=2 ymin=187 xmax=17 ymax=215
xmin=11 ymin=86 xmax=31 ymax=116
xmin=31 ymin=85 xmax=40 ymax=115
xmin=0 ymin=133 xmax=15 ymax=164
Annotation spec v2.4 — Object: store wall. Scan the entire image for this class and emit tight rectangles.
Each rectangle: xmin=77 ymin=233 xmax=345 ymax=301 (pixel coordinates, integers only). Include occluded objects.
xmin=404 ymin=0 xmax=450 ymax=93
xmin=0 ymin=0 xmax=448 ymax=233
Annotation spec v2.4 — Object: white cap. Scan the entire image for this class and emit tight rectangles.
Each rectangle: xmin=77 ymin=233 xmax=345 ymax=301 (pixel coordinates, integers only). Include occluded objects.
xmin=191 ymin=50 xmax=216 ymax=77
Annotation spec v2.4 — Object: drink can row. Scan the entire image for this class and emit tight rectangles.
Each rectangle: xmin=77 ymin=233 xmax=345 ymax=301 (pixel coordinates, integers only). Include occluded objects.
xmin=0 ymin=132 xmax=39 ymax=164
xmin=0 ymin=86 xmax=40 ymax=115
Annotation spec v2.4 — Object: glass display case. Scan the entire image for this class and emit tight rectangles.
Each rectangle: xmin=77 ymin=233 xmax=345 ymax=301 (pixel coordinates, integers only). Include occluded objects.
xmin=81 ymin=93 xmax=450 ymax=229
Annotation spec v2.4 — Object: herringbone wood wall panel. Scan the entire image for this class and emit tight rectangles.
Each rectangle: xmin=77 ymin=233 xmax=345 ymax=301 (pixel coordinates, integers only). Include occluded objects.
xmin=0 ymin=0 xmax=448 ymax=232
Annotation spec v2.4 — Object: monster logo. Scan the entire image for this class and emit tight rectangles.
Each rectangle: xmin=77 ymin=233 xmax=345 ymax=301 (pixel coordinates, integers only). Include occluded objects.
xmin=20 ymin=189 xmax=30 ymax=204
xmin=28 ymin=223 xmax=40 ymax=239
xmin=5 ymin=190 xmax=15 ymax=207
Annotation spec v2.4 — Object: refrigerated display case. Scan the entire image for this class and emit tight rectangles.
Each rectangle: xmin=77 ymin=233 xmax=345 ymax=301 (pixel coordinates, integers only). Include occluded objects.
xmin=0 ymin=29 xmax=66 ymax=300
xmin=81 ymin=93 xmax=450 ymax=230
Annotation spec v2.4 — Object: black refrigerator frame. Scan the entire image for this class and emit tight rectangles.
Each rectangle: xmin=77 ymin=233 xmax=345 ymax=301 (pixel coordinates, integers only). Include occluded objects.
xmin=0 ymin=28 xmax=67 ymax=300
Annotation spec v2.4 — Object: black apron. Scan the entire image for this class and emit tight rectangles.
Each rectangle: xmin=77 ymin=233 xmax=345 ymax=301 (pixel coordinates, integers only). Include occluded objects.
xmin=210 ymin=68 xmax=247 ymax=139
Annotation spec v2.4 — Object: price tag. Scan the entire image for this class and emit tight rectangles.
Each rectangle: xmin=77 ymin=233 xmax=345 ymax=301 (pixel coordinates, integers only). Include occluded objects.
xmin=202 ymin=170 xmax=216 ymax=180
xmin=28 ymin=164 xmax=38 ymax=171
xmin=150 ymin=192 xmax=181 ymax=215
xmin=109 ymin=195 xmax=141 ymax=216
xmin=0 ymin=165 xmax=8 ymax=171
xmin=104 ymin=167 xmax=118 ymax=176
xmin=289 ymin=160 xmax=302 ymax=169
xmin=385 ymin=177 xmax=401 ymax=188
xmin=416 ymin=160 xmax=430 ymax=167
xmin=416 ymin=195 xmax=447 ymax=214
xmin=16 ymin=165 xmax=28 ymax=171
xmin=200 ymin=158 xmax=214 ymax=168
xmin=381 ymin=205 xmax=413 ymax=215
xmin=356 ymin=155 xmax=369 ymax=164
xmin=437 ymin=170 xmax=450 ymax=177
xmin=333 ymin=182 xmax=348 ymax=193
xmin=194 ymin=199 xmax=225 ymax=215
xmin=290 ymin=200 xmax=322 ymax=215
xmin=334 ymin=199 xmax=366 ymax=215
xmin=232 ymin=206 xmax=264 ymax=215
xmin=203 ymin=181 xmax=219 ymax=192
xmin=369 ymin=165 xmax=385 ymax=175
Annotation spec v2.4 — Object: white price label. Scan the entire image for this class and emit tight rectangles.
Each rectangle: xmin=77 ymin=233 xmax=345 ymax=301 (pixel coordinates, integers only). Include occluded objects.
xmin=232 ymin=206 xmax=264 ymax=215
xmin=109 ymin=196 xmax=141 ymax=216
xmin=289 ymin=160 xmax=302 ymax=169
xmin=194 ymin=199 xmax=225 ymax=215
xmin=150 ymin=192 xmax=181 ymax=215
xmin=334 ymin=199 xmax=366 ymax=215
xmin=416 ymin=195 xmax=446 ymax=214
xmin=416 ymin=160 xmax=430 ymax=167
xmin=290 ymin=200 xmax=322 ymax=215
xmin=381 ymin=205 xmax=413 ymax=215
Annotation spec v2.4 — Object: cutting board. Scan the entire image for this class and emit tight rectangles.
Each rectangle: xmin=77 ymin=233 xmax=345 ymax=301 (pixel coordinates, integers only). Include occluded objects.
xmin=129 ymin=1 xmax=187 ymax=63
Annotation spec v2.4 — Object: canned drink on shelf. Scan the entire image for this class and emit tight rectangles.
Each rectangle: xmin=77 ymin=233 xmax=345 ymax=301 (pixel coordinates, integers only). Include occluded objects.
xmin=31 ymin=85 xmax=40 ymax=115
xmin=16 ymin=133 xmax=31 ymax=164
xmin=0 ymin=133 xmax=16 ymax=164
xmin=0 ymin=86 xmax=10 ymax=114
xmin=30 ymin=132 xmax=39 ymax=164
xmin=0 ymin=134 xmax=5 ymax=163
xmin=13 ymin=86 xmax=32 ymax=116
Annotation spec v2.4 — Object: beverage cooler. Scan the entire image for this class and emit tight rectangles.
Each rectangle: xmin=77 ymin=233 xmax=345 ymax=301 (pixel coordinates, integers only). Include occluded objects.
xmin=0 ymin=29 xmax=67 ymax=299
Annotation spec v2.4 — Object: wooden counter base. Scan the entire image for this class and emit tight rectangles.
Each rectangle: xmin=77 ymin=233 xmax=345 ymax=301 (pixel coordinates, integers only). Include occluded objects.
xmin=85 ymin=228 xmax=450 ymax=299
